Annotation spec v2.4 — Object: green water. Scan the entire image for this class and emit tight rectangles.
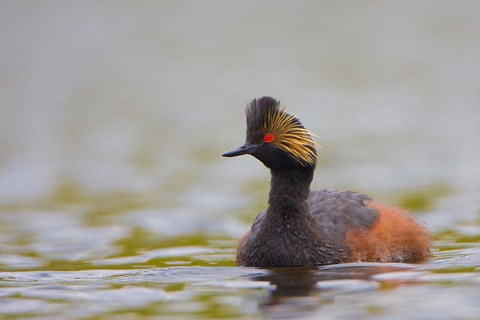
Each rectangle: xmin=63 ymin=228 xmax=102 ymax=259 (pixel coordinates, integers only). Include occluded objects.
xmin=1 ymin=1 xmax=480 ymax=319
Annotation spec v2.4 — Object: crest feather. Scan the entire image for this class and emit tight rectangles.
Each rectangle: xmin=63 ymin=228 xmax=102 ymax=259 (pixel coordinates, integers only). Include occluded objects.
xmin=246 ymin=97 xmax=318 ymax=166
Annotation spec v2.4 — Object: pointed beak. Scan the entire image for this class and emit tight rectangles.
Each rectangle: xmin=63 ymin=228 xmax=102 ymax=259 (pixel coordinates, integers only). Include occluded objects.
xmin=222 ymin=143 xmax=258 ymax=157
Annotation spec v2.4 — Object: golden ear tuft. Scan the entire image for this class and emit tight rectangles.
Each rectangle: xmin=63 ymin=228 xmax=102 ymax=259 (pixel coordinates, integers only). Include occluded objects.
xmin=263 ymin=106 xmax=318 ymax=166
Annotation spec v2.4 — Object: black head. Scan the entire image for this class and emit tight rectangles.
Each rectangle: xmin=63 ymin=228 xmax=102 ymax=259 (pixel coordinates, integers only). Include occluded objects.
xmin=223 ymin=97 xmax=317 ymax=170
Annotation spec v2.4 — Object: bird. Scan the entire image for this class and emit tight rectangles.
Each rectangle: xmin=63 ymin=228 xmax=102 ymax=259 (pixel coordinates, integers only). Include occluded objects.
xmin=223 ymin=96 xmax=431 ymax=268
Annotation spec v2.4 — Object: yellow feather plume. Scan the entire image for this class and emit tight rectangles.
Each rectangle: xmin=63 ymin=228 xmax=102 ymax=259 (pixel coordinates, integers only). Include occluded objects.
xmin=263 ymin=107 xmax=319 ymax=166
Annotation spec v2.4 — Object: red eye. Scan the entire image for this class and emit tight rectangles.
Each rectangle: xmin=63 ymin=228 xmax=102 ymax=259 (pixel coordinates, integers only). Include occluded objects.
xmin=263 ymin=133 xmax=274 ymax=143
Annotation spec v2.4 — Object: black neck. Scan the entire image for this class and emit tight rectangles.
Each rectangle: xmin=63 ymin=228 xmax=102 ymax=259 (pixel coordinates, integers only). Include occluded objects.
xmin=242 ymin=164 xmax=345 ymax=267
xmin=266 ymin=166 xmax=314 ymax=218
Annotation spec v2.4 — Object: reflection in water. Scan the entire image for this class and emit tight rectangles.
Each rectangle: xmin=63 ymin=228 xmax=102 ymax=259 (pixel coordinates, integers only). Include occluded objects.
xmin=251 ymin=268 xmax=321 ymax=319
xmin=248 ymin=264 xmax=414 ymax=319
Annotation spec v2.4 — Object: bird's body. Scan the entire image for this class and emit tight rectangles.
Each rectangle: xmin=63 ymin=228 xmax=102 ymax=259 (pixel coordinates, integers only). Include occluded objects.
xmin=223 ymin=97 xmax=431 ymax=268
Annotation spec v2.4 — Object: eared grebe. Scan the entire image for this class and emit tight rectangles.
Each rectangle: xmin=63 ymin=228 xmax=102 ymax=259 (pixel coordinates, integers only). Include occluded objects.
xmin=223 ymin=97 xmax=431 ymax=267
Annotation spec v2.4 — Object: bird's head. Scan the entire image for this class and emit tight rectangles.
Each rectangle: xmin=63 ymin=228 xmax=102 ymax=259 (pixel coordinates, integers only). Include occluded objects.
xmin=223 ymin=97 xmax=318 ymax=170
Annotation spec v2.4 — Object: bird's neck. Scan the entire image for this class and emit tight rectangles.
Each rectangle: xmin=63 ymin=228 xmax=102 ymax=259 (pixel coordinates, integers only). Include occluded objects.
xmin=245 ymin=165 xmax=343 ymax=267
xmin=266 ymin=167 xmax=314 ymax=218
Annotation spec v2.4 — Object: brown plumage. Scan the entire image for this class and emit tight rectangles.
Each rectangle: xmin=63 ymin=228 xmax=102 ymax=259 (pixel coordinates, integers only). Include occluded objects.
xmin=223 ymin=97 xmax=431 ymax=267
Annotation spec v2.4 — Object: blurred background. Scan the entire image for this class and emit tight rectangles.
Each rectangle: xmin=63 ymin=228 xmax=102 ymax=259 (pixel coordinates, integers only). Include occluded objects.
xmin=1 ymin=1 xmax=479 ymax=318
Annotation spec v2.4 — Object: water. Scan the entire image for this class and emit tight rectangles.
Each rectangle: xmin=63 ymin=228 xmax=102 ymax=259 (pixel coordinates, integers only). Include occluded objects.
xmin=1 ymin=1 xmax=480 ymax=319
